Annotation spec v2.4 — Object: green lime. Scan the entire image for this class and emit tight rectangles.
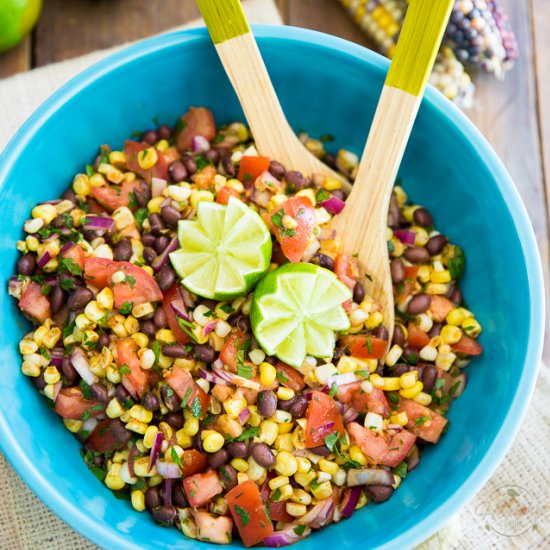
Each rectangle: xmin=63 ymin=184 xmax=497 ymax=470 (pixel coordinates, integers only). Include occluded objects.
xmin=169 ymin=197 xmax=272 ymax=300
xmin=0 ymin=0 xmax=42 ymax=53
xmin=250 ymin=263 xmax=351 ymax=367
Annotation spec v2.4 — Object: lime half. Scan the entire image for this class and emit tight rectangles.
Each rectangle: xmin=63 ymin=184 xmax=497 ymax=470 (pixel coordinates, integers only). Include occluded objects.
xmin=169 ymin=197 xmax=272 ymax=300
xmin=250 ymin=263 xmax=352 ymax=367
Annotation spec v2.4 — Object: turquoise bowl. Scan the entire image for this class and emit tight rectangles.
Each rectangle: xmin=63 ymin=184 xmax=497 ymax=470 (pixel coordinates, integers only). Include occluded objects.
xmin=0 ymin=26 xmax=544 ymax=550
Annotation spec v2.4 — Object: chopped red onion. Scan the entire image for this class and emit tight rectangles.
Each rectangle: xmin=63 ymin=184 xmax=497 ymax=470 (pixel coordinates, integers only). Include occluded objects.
xmin=387 ymin=424 xmax=404 ymax=431
xmin=203 ymin=320 xmax=217 ymax=335
xmin=312 ymin=421 xmax=335 ymax=440
xmin=198 ymin=368 xmax=228 ymax=386
xmin=320 ymin=195 xmax=346 ymax=214
xmin=212 ymin=358 xmax=224 ymax=371
xmin=406 ymin=445 xmax=420 ymax=472
xmin=164 ymin=478 xmax=173 ymax=506
xmin=180 ymin=287 xmax=195 ymax=308
xmin=70 ymin=347 xmax=98 ymax=386
xmin=251 ymin=189 xmax=271 ymax=208
xmin=82 ymin=417 xmax=98 ymax=434
xmin=238 ymin=407 xmax=250 ymax=425
xmin=39 ymin=199 xmax=62 ymax=206
xmin=170 ymin=300 xmax=190 ymax=322
xmin=153 ymin=237 xmax=179 ymax=272
xmin=50 ymin=348 xmax=64 ymax=368
xmin=51 ymin=380 xmax=63 ymax=402
xmin=452 ymin=372 xmax=467 ymax=398
xmin=394 ymin=229 xmax=416 ymax=245
xmin=83 ymin=215 xmax=115 ymax=232
xmin=152 ymin=177 xmax=167 ymax=197
xmin=326 ymin=372 xmax=358 ymax=387
xmin=339 ymin=487 xmax=362 ymax=518
xmin=255 ymin=170 xmax=280 ymax=189
xmin=43 ymin=275 xmax=58 ymax=286
xmin=264 ymin=526 xmax=311 ymax=547
xmin=347 ymin=468 xmax=394 ymax=487
xmin=192 ymin=135 xmax=211 ymax=153
xmin=37 ymin=250 xmax=52 ymax=269
xmin=341 ymin=405 xmax=359 ymax=424
xmin=297 ymin=498 xmax=334 ymax=529
xmin=148 ymin=432 xmax=163 ymax=472
xmin=60 ymin=242 xmax=74 ymax=254
xmin=157 ymin=461 xmax=182 ymax=479
xmin=8 ymin=277 xmax=24 ymax=298
xmin=212 ymin=367 xmax=261 ymax=390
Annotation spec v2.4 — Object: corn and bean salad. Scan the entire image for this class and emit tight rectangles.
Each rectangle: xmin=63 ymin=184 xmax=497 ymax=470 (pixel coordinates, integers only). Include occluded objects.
xmin=9 ymin=107 xmax=483 ymax=547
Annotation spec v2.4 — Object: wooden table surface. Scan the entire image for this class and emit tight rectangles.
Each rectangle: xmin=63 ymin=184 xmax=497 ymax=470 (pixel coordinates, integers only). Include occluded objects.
xmin=1 ymin=0 xmax=548 ymax=360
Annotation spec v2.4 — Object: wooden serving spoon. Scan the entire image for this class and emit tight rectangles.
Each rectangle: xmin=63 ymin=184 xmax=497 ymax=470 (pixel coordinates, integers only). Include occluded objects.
xmin=196 ymin=0 xmax=351 ymax=191
xmin=331 ymin=0 xmax=454 ymax=344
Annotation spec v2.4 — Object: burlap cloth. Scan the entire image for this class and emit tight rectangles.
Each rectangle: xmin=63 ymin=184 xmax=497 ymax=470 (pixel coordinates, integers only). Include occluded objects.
xmin=0 ymin=1 xmax=548 ymax=547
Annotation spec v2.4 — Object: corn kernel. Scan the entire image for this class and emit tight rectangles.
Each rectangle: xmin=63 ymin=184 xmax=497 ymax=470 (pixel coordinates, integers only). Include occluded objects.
xmin=441 ymin=325 xmax=462 ymax=345
xmin=415 ymin=392 xmax=433 ymax=406
xmin=131 ymin=490 xmax=146 ymax=512
xmin=436 ymin=351 xmax=456 ymax=371
xmin=190 ymin=190 xmax=215 ymax=208
xmin=84 ymin=301 xmax=105 ymax=323
xmin=231 ymin=458 xmax=249 ymax=473
xmin=390 ymin=411 xmax=409 ymax=426
xmin=425 ymin=283 xmax=449 ymax=295
xmin=315 ymin=362 xmax=338 ymax=384
xmin=277 ymin=387 xmax=295 ymax=401
xmin=399 ymin=380 xmax=423 ymax=399
xmin=382 ymin=376 xmax=401 ymax=391
xmin=400 ymin=371 xmax=418 ymax=389
xmin=286 ymin=503 xmax=307 ymax=517
xmin=349 ymin=445 xmax=367 ymax=466
xmin=294 ymin=471 xmax=317 ymax=488
xmin=461 ymin=318 xmax=482 ymax=338
xmin=166 ymin=184 xmax=191 ymax=202
xmin=183 ymin=417 xmax=199 ymax=437
xmin=247 ymin=457 xmax=266 ymax=481
xmin=224 ymin=396 xmax=247 ymax=418
xmin=143 ymin=425 xmax=159 ymax=449
xmin=275 ymin=451 xmax=298 ymax=477
xmin=134 ymin=457 xmax=157 ymax=477
xmin=259 ymin=362 xmax=277 ymax=386
xmin=384 ymin=345 xmax=403 ymax=367
xmin=147 ymin=196 xmax=164 ymax=214
xmin=106 ymin=364 xmax=121 ymax=384
xmin=176 ymin=430 xmax=193 ymax=449
xmin=296 ymin=457 xmax=311 ymax=473
xmin=63 ymin=419 xmax=83 ymax=433
xmin=275 ymin=433 xmax=293 ymax=452
xmin=106 ymin=398 xmax=125 ymax=419
xmin=137 ymin=147 xmax=158 ymax=170
xmin=419 ymin=344 xmax=437 ymax=362
xmin=365 ymin=412 xmax=384 ymax=431
xmin=89 ymin=173 xmax=106 ymax=188
xmin=130 ymin=405 xmax=153 ymax=424
xmin=290 ymin=488 xmax=312 ymax=506
xmin=124 ymin=316 xmax=139 ymax=335
xmin=311 ymin=480 xmax=332 ymax=500
xmin=43 ymin=366 xmax=60 ymax=385
xmin=215 ymin=320 xmax=232 ymax=338
xmin=73 ymin=174 xmax=90 ymax=196
xmin=274 ymin=410 xmax=293 ymax=426
xmin=259 ymin=420 xmax=279 ymax=445
xmin=267 ymin=476 xmax=288 ymax=491
xmin=430 ymin=269 xmax=451 ymax=284
xmin=318 ymin=458 xmax=339 ymax=476
xmin=43 ymin=384 xmax=58 ymax=400
xmin=446 ymin=308 xmax=468 ymax=326
xmin=126 ymin=420 xmax=148 ymax=434
xmin=22 ymin=361 xmax=41 ymax=377
xmin=109 ymin=151 xmax=126 ymax=166
xmin=156 ymin=329 xmax=175 ymax=343
xmin=203 ymin=431 xmax=225 ymax=453
xmin=95 ymin=287 xmax=114 ymax=311
xmin=105 ymin=464 xmax=125 ymax=490
xmin=276 ymin=484 xmax=293 ymax=501
xmin=33 ymin=326 xmax=49 ymax=345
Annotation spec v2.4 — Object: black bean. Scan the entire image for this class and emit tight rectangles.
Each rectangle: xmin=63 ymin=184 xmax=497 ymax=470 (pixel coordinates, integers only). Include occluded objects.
xmin=155 ymin=235 xmax=170 ymax=254
xmin=219 ymin=464 xmax=238 ymax=490
xmin=193 ymin=344 xmax=216 ymax=363
xmin=413 ymin=207 xmax=433 ymax=227
xmin=149 ymin=214 xmax=165 ymax=235
xmin=268 ymin=160 xmax=286 ymax=180
xmin=161 ymin=206 xmax=181 ymax=228
xmin=324 ymin=152 xmax=337 ymax=169
xmin=407 ymin=293 xmax=432 ymax=315
xmin=450 ymin=287 xmax=463 ymax=305
xmin=142 ymin=232 xmax=156 ymax=247
xmin=182 ymin=154 xmax=198 ymax=175
xmin=229 ymin=315 xmax=250 ymax=333
xmin=62 ymin=188 xmax=77 ymax=204
xmin=93 ymin=455 xmax=104 ymax=468
xmin=115 ymin=384 xmax=130 ymax=404
xmin=284 ymin=170 xmax=306 ymax=191
xmin=318 ymin=253 xmax=335 ymax=271
xmin=208 ymin=449 xmax=229 ymax=469
xmin=387 ymin=194 xmax=400 ymax=229
xmin=151 ymin=505 xmax=176 ymax=526
xmin=392 ymin=325 xmax=405 ymax=347
xmin=95 ymin=332 xmax=109 ymax=350
xmin=49 ymin=286 xmax=65 ymax=315
xmin=257 ymin=391 xmax=277 ymax=418
xmin=165 ymin=412 xmax=184 ymax=429
xmin=277 ymin=396 xmax=295 ymax=412
xmin=31 ymin=372 xmax=46 ymax=391
xmin=289 ymin=396 xmax=308 ymax=419
xmin=310 ymin=445 xmax=330 ymax=457
xmin=227 ymin=441 xmax=249 ymax=458
xmin=332 ymin=345 xmax=345 ymax=364
xmin=162 ymin=344 xmax=188 ymax=358
xmin=142 ymin=391 xmax=160 ymax=412
xmin=390 ymin=258 xmax=405 ymax=283
xmin=143 ymin=246 xmax=157 ymax=265
xmin=205 ymin=149 xmax=220 ymax=164
xmin=251 ymin=443 xmax=275 ymax=468
xmin=113 ymin=238 xmax=132 ymax=261
xmin=168 ymin=160 xmax=188 ymax=182
xmin=404 ymin=247 xmax=430 ymax=264
xmin=428 ymin=322 xmax=442 ymax=338
xmin=421 ymin=365 xmax=439 ymax=393
xmin=392 ymin=364 xmax=411 ymax=377
xmin=331 ymin=189 xmax=346 ymax=201
xmin=142 ymin=130 xmax=158 ymax=145
xmin=51 ymin=215 xmax=67 ymax=229
xmin=141 ymin=320 xmax=156 ymax=338
xmin=365 ymin=485 xmax=394 ymax=503
xmin=157 ymin=265 xmax=176 ymax=292
xmin=17 ymin=254 xmax=36 ymax=276
xmin=153 ymin=307 xmax=168 ymax=329
xmin=353 ymin=282 xmax=365 ymax=303
xmin=221 ymin=152 xmax=235 ymax=177
xmin=67 ymin=287 xmax=94 ymax=311
xmin=172 ymin=484 xmax=188 ymax=508
xmin=90 ymin=383 xmax=109 ymax=403
xmin=426 ymin=234 xmax=448 ymax=256
xmin=161 ymin=384 xmax=181 ymax=412
xmin=61 ymin=357 xmax=78 ymax=385
xmin=374 ymin=325 xmax=389 ymax=341
xmin=145 ymin=487 xmax=161 ymax=511
xmin=194 ymin=432 xmax=204 ymax=453
xmin=158 ymin=125 xmax=172 ymax=140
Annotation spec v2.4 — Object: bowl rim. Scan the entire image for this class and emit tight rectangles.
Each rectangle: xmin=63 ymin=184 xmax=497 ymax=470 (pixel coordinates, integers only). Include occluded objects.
xmin=0 ymin=25 xmax=545 ymax=550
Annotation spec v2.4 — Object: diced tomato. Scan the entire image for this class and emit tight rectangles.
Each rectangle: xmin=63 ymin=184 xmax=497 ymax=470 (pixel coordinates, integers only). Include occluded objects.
xmin=162 ymin=285 xmax=191 ymax=344
xmin=211 ymin=383 xmax=233 ymax=403
xmin=54 ymin=388 xmax=103 ymax=420
xmin=334 ymin=253 xmax=358 ymax=290
xmin=180 ymin=449 xmax=208 ymax=477
xmin=175 ymin=107 xmax=217 ymax=153
xmin=398 ymin=397 xmax=448 ymax=444
xmin=340 ymin=335 xmax=387 ymax=359
xmin=338 ymin=383 xmax=390 ymax=417
xmin=18 ymin=281 xmax=51 ymax=324
xmin=305 ymin=390 xmax=345 ymax=448
xmin=226 ymin=480 xmax=273 ymax=548
xmin=397 ymin=266 xmax=419 ymax=300
xmin=83 ymin=257 xmax=114 ymax=287
xmin=452 ymin=335 xmax=483 ymax=356
xmin=407 ymin=323 xmax=430 ymax=350
xmin=86 ymin=419 xmax=131 ymax=453
xmin=429 ymin=295 xmax=455 ymax=322
xmin=193 ymin=165 xmax=217 ymax=189
xmin=269 ymin=500 xmax=294 ymax=523
xmin=219 ymin=330 xmax=247 ymax=371
xmin=91 ymin=179 xmax=142 ymax=211
xmin=87 ymin=197 xmax=108 ymax=214
xmin=238 ymin=156 xmax=271 ymax=183
xmin=165 ymin=366 xmax=210 ymax=418
xmin=216 ymin=186 xmax=241 ymax=205
xmin=124 ymin=140 xmax=168 ymax=183
xmin=191 ymin=510 xmax=233 ymax=545
xmin=183 ymin=470 xmax=223 ymax=507
xmin=275 ymin=362 xmax=305 ymax=392
xmin=271 ymin=196 xmax=315 ymax=263
xmin=116 ymin=338 xmax=150 ymax=399
xmin=61 ymin=244 xmax=85 ymax=272
xmin=347 ymin=422 xmax=417 ymax=467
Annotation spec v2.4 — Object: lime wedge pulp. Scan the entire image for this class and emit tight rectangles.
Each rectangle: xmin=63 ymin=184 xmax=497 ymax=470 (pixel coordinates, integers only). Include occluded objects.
xmin=169 ymin=197 xmax=272 ymax=300
xmin=250 ymin=263 xmax=352 ymax=367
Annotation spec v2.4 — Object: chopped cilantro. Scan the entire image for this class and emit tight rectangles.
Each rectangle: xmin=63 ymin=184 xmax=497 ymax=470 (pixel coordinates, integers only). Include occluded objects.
xmin=135 ymin=208 xmax=148 ymax=228
xmin=119 ymin=301 xmax=133 ymax=315
xmin=228 ymin=426 xmax=260 ymax=442
xmin=414 ymin=416 xmax=430 ymax=426
xmin=85 ymin=165 xmax=94 ymax=177
xmin=324 ymin=431 xmax=339 ymax=452
xmin=315 ymin=188 xmax=331 ymax=203
xmin=433 ymin=378 xmax=446 ymax=392
xmin=393 ymin=461 xmax=408 ymax=479
xmin=355 ymin=369 xmax=369 ymax=377
xmin=39 ymin=347 xmax=50 ymax=360
xmin=182 ymin=387 xmax=192 ymax=406
xmin=271 ymin=488 xmax=281 ymax=501
xmin=190 ymin=395 xmax=202 ymax=418
xmin=59 ymin=257 xmax=82 ymax=276
xmin=237 ymin=364 xmax=253 ymax=379
xmin=294 ymin=525 xmax=306 ymax=536
xmin=387 ymin=392 xmax=399 ymax=404
xmin=174 ymin=119 xmax=187 ymax=133
xmin=60 ymin=277 xmax=74 ymax=291
xmin=151 ymin=340 xmax=161 ymax=363
xmin=448 ymin=247 xmax=465 ymax=280
xmin=275 ymin=370 xmax=288 ymax=383
xmin=270 ymin=209 xmax=284 ymax=228
xmin=119 ymin=364 xmax=131 ymax=375
xmin=319 ymin=134 xmax=334 ymax=142
xmin=220 ymin=304 xmax=234 ymax=314
xmin=171 ymin=447 xmax=183 ymax=469
xmin=177 ymin=317 xmax=198 ymax=341
xmin=124 ymin=275 xmax=136 ymax=288
xmin=234 ymin=505 xmax=250 ymax=527
xmin=329 ymin=383 xmax=338 ymax=398
xmin=342 ymin=459 xmax=362 ymax=470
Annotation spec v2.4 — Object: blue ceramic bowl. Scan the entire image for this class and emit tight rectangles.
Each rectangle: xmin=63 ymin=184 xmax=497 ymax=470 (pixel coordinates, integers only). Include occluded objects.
xmin=0 ymin=26 xmax=544 ymax=550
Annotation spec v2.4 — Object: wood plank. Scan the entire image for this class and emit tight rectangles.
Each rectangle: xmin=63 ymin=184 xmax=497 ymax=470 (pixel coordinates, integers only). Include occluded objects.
xmin=0 ymin=36 xmax=31 ymax=78
xmin=34 ymin=0 xmax=201 ymax=67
